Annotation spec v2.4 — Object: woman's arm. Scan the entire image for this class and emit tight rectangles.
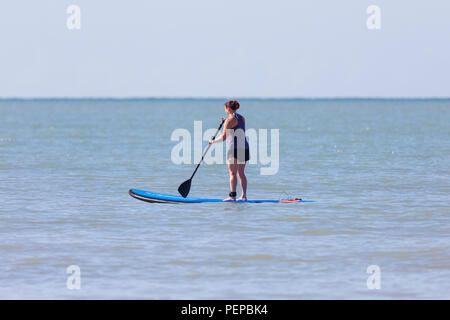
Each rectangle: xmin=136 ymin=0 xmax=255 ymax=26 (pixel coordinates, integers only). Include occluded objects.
xmin=209 ymin=117 xmax=236 ymax=144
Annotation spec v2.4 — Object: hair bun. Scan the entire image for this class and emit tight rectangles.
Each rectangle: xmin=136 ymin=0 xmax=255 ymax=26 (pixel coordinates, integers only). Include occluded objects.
xmin=226 ymin=100 xmax=240 ymax=110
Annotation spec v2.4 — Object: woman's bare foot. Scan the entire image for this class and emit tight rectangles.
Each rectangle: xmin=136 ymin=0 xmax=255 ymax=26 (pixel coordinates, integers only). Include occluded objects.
xmin=223 ymin=196 xmax=236 ymax=201
xmin=237 ymin=196 xmax=247 ymax=201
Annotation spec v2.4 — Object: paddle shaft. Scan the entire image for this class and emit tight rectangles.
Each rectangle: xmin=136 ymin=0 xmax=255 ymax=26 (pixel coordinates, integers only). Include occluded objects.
xmin=190 ymin=119 xmax=225 ymax=179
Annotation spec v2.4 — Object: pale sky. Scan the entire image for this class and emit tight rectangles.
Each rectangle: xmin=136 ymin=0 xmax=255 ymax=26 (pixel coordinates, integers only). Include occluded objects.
xmin=0 ymin=0 xmax=449 ymax=98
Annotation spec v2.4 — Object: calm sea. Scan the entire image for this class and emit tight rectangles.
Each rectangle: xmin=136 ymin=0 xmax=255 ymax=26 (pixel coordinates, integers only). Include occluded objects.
xmin=0 ymin=98 xmax=449 ymax=299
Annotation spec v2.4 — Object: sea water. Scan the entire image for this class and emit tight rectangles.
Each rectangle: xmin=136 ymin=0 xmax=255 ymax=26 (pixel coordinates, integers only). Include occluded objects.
xmin=0 ymin=98 xmax=449 ymax=299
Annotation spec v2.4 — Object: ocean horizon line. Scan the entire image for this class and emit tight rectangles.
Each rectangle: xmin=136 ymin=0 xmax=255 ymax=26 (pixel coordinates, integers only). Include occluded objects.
xmin=1 ymin=96 xmax=450 ymax=101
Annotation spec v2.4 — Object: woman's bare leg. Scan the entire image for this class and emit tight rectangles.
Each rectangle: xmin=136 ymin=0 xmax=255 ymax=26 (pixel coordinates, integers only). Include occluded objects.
xmin=236 ymin=163 xmax=247 ymax=200
xmin=223 ymin=161 xmax=237 ymax=201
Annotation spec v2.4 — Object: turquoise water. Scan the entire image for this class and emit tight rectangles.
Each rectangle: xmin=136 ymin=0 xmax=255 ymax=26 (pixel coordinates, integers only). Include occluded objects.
xmin=0 ymin=98 xmax=449 ymax=299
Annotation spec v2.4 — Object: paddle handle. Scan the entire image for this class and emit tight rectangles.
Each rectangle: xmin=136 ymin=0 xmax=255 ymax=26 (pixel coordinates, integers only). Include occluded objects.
xmin=190 ymin=119 xmax=225 ymax=179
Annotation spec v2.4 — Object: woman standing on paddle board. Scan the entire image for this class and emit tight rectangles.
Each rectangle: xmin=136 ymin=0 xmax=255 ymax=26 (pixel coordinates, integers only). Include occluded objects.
xmin=209 ymin=100 xmax=250 ymax=201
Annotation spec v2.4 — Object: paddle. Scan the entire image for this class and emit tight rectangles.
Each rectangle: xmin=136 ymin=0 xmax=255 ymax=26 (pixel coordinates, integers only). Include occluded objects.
xmin=178 ymin=119 xmax=225 ymax=198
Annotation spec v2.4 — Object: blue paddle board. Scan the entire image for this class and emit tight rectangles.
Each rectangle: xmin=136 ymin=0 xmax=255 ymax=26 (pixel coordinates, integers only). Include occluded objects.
xmin=129 ymin=189 xmax=313 ymax=204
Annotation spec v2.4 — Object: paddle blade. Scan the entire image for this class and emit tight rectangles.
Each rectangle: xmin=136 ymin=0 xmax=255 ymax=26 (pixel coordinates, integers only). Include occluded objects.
xmin=178 ymin=179 xmax=192 ymax=198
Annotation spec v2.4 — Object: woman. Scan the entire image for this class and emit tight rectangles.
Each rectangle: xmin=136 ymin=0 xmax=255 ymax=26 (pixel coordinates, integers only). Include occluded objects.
xmin=209 ymin=100 xmax=250 ymax=201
